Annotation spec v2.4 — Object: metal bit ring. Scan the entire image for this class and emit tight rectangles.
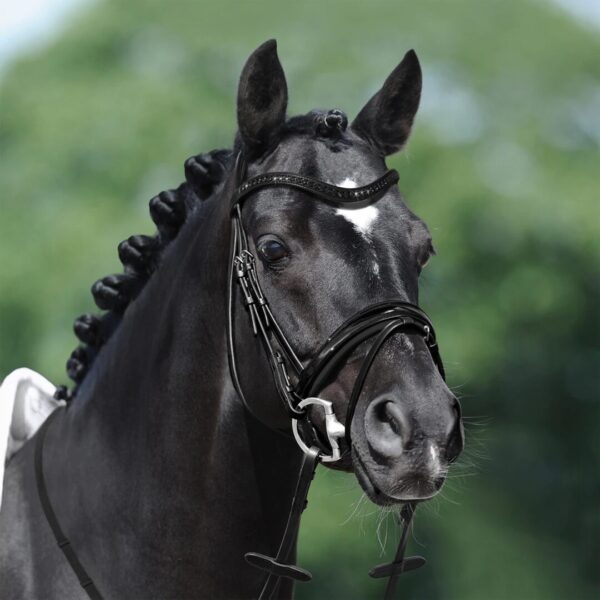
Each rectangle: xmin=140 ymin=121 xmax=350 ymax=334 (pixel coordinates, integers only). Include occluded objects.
xmin=292 ymin=397 xmax=345 ymax=462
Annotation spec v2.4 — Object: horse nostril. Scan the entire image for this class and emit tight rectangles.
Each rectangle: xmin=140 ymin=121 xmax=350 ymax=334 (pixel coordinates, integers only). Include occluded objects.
xmin=380 ymin=402 xmax=405 ymax=437
xmin=365 ymin=399 xmax=409 ymax=458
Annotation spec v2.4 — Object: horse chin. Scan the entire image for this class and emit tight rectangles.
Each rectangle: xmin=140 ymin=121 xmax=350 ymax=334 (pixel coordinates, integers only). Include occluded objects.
xmin=352 ymin=447 xmax=444 ymax=507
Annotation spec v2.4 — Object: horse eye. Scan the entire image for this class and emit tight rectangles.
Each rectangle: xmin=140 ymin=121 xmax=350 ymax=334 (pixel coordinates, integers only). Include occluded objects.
xmin=257 ymin=238 xmax=289 ymax=263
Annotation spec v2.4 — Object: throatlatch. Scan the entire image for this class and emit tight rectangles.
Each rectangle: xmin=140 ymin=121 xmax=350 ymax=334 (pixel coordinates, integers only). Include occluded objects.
xmin=228 ymin=153 xmax=445 ymax=599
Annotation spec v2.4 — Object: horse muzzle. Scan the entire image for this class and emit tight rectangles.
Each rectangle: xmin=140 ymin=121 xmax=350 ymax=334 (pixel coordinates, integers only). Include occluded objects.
xmin=352 ymin=388 xmax=464 ymax=504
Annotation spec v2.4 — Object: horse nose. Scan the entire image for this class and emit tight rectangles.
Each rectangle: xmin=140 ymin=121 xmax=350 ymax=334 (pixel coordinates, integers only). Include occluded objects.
xmin=445 ymin=396 xmax=464 ymax=463
xmin=364 ymin=394 xmax=464 ymax=462
xmin=364 ymin=396 xmax=410 ymax=458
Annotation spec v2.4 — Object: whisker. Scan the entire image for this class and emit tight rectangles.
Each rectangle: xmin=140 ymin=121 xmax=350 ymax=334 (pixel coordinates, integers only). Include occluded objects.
xmin=340 ymin=492 xmax=368 ymax=526
xmin=435 ymin=486 xmax=461 ymax=506
xmin=376 ymin=508 xmax=388 ymax=554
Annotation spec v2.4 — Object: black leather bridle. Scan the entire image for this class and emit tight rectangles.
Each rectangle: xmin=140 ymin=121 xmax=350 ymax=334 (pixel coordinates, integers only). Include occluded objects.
xmin=227 ymin=154 xmax=446 ymax=599
xmin=35 ymin=153 xmax=446 ymax=600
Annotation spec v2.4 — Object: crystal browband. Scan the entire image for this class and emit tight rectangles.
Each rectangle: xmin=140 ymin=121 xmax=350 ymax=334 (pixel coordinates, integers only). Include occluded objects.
xmin=232 ymin=169 xmax=399 ymax=207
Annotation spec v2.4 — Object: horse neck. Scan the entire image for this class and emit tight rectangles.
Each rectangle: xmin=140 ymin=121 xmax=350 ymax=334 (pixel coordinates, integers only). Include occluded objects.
xmin=43 ymin=187 xmax=303 ymax=595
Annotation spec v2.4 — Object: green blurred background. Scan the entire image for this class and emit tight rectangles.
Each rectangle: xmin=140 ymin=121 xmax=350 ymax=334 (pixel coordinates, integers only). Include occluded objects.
xmin=1 ymin=0 xmax=598 ymax=598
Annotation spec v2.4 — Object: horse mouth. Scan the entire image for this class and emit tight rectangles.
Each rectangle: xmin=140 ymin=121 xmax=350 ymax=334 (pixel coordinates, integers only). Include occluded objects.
xmin=353 ymin=453 xmax=396 ymax=506
xmin=352 ymin=447 xmax=443 ymax=506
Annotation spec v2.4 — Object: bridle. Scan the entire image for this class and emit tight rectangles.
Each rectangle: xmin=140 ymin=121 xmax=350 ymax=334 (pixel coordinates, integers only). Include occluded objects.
xmin=227 ymin=153 xmax=445 ymax=599
xmin=35 ymin=152 xmax=446 ymax=600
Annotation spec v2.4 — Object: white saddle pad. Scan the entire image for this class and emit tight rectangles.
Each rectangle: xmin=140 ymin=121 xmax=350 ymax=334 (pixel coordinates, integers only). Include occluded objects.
xmin=0 ymin=368 xmax=64 ymax=509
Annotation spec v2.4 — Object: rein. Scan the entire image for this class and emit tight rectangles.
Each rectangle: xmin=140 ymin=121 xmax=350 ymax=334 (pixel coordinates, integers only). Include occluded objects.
xmin=34 ymin=407 xmax=102 ymax=599
xmin=35 ymin=153 xmax=445 ymax=600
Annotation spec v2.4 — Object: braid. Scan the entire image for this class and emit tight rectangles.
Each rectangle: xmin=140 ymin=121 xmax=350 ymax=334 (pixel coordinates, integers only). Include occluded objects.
xmin=57 ymin=149 xmax=232 ymax=400
xmin=73 ymin=312 xmax=120 ymax=347
xmin=185 ymin=149 xmax=231 ymax=199
xmin=149 ymin=189 xmax=186 ymax=242
xmin=91 ymin=273 xmax=144 ymax=313
xmin=118 ymin=235 xmax=160 ymax=276
xmin=66 ymin=345 xmax=88 ymax=383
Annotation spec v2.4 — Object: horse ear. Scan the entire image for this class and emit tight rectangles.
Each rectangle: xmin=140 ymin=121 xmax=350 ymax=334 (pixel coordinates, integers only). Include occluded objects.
xmin=351 ymin=50 xmax=422 ymax=156
xmin=237 ymin=39 xmax=288 ymax=158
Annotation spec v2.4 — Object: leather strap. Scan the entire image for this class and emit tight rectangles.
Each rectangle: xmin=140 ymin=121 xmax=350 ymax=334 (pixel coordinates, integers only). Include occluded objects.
xmin=298 ymin=301 xmax=444 ymax=399
xmin=344 ymin=320 xmax=408 ymax=446
xmin=233 ymin=169 xmax=399 ymax=208
xmin=245 ymin=446 xmax=320 ymax=600
xmin=369 ymin=503 xmax=425 ymax=600
xmin=35 ymin=407 xmax=103 ymax=600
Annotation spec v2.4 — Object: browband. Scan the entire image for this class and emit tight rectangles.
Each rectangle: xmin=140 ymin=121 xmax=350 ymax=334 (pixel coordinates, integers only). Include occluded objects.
xmin=232 ymin=169 xmax=399 ymax=208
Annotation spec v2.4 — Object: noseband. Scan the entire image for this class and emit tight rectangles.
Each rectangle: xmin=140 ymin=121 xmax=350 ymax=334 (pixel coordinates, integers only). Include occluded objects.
xmin=227 ymin=154 xmax=446 ymax=599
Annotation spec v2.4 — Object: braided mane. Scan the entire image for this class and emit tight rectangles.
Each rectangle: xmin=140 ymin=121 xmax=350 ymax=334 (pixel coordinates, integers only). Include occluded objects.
xmin=55 ymin=149 xmax=233 ymax=400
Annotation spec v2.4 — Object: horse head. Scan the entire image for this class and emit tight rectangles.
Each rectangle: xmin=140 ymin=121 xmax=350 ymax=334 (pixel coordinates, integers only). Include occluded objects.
xmin=231 ymin=40 xmax=464 ymax=505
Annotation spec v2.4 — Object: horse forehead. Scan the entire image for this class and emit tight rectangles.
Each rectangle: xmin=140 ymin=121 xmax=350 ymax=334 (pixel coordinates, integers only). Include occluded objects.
xmin=254 ymin=138 xmax=406 ymax=238
xmin=271 ymin=132 xmax=379 ymax=174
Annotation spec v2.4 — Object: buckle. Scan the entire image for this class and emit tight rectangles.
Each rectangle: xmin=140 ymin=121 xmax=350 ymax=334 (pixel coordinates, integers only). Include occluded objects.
xmin=233 ymin=255 xmax=246 ymax=278
xmin=241 ymin=249 xmax=255 ymax=269
xmin=292 ymin=398 xmax=345 ymax=462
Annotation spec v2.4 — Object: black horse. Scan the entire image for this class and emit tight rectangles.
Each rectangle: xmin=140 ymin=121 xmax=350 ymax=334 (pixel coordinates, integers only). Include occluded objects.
xmin=0 ymin=40 xmax=463 ymax=599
